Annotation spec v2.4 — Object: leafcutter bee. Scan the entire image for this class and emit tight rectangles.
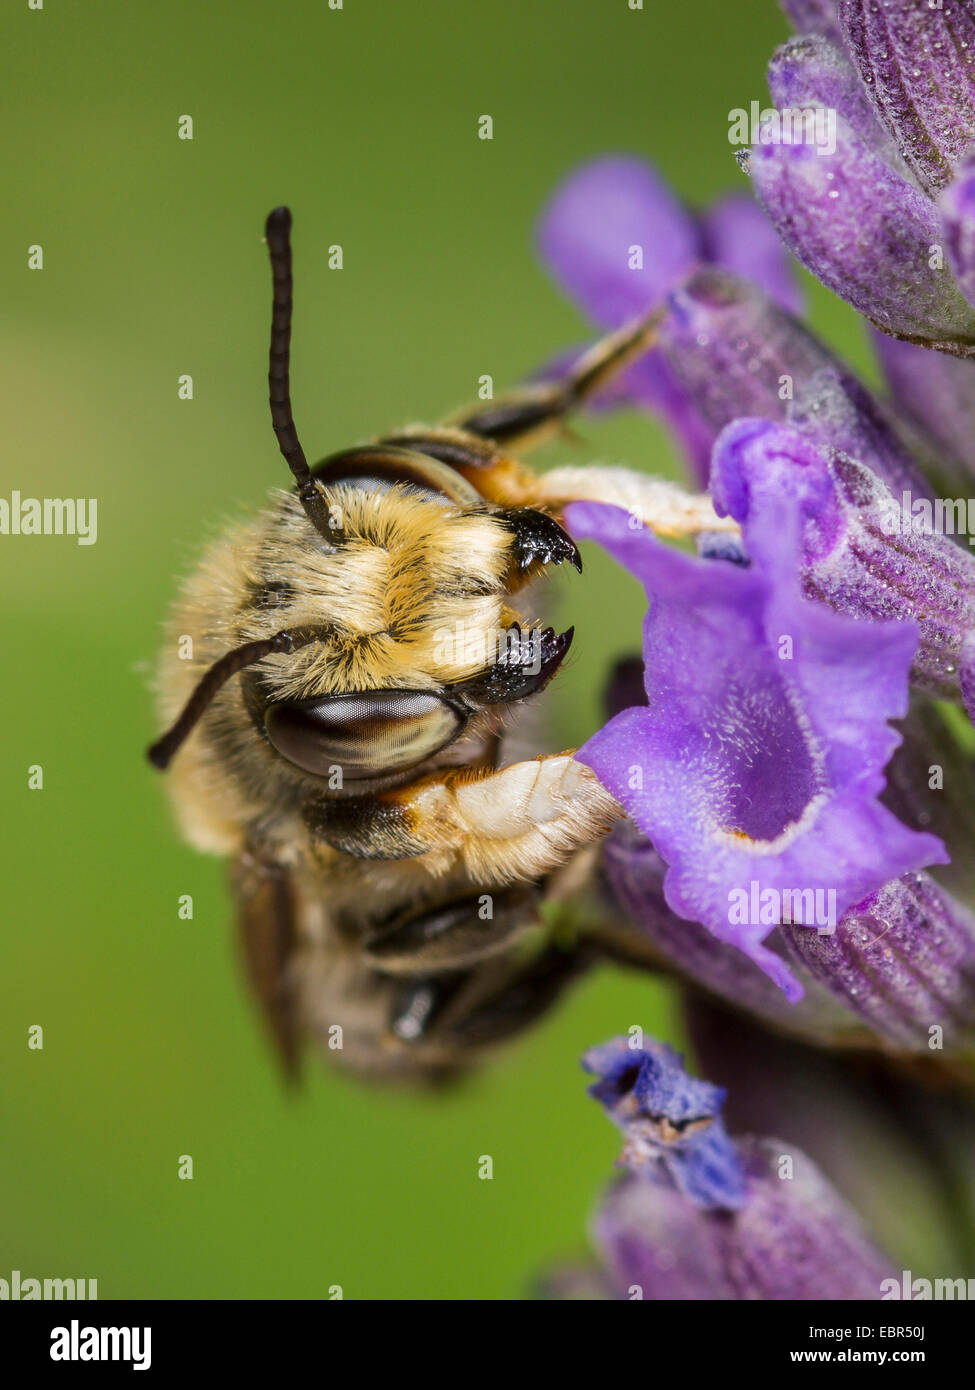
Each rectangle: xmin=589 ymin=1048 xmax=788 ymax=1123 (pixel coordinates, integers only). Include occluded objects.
xmin=149 ymin=207 xmax=714 ymax=1082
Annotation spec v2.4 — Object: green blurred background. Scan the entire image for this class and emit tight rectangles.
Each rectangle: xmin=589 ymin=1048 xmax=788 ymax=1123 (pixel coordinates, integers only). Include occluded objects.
xmin=3 ymin=0 xmax=880 ymax=1300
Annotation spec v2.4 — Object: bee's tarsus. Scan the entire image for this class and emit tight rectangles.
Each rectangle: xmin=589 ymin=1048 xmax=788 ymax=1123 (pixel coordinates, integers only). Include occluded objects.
xmin=453 ymin=306 xmax=664 ymax=451
xmin=446 ymin=624 xmax=574 ymax=707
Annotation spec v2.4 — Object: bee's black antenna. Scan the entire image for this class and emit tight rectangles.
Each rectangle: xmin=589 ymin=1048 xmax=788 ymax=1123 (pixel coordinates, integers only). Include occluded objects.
xmin=264 ymin=207 xmax=333 ymax=537
xmin=147 ymin=625 xmax=329 ymax=770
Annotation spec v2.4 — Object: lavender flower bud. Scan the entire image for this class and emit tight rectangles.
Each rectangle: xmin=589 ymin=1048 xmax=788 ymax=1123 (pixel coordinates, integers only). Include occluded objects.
xmin=581 ymin=1036 xmax=896 ymax=1300
xmin=658 ymin=268 xmax=834 ymax=432
xmin=780 ymin=0 xmax=843 ymax=44
xmin=780 ymin=872 xmax=975 ymax=1054
xmin=593 ymin=1139 xmax=896 ymax=1300
xmin=840 ymin=0 xmax=975 ymax=196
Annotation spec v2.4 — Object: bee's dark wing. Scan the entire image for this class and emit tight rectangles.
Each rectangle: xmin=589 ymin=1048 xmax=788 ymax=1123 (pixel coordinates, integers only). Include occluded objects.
xmin=230 ymin=847 xmax=301 ymax=1082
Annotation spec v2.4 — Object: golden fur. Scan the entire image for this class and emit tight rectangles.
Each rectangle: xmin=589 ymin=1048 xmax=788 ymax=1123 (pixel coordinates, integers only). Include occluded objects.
xmin=155 ymin=469 xmax=623 ymax=1078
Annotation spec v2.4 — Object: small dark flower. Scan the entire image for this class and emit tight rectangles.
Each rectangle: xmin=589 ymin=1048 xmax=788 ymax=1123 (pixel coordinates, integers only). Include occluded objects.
xmin=583 ymin=1036 xmax=747 ymax=1210
xmin=574 ymin=1035 xmax=896 ymax=1300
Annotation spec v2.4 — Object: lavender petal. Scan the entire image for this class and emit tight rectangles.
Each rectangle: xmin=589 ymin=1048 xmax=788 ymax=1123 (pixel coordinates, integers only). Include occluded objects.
xmin=711 ymin=416 xmax=975 ymax=699
xmin=567 ymin=498 xmax=945 ymax=997
xmin=538 ymin=155 xmax=700 ymax=327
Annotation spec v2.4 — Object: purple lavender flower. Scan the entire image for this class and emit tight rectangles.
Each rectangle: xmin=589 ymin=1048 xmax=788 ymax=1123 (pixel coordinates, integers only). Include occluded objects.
xmin=943 ymin=152 xmax=975 ymax=309
xmin=753 ymin=10 xmax=975 ymax=475
xmin=839 ymin=0 xmax=975 ymax=196
xmin=710 ymin=416 xmax=975 ymax=704
xmin=564 ymin=498 xmax=946 ymax=998
xmin=746 ymin=7 xmax=975 ymax=353
xmin=533 ymin=0 xmax=975 ymax=1308
xmin=642 ymin=263 xmax=969 ymax=507
xmin=542 ymin=222 xmax=954 ymax=507
xmin=656 ymin=267 xmax=831 ymax=440
xmin=779 ymin=0 xmax=843 ymax=45
xmin=582 ymin=1036 xmax=747 ymax=1210
xmin=607 ymin=822 xmax=975 ymax=1058
xmin=537 ymin=156 xmax=799 ymax=477
xmin=591 ymin=1141 xmax=896 ymax=1300
xmin=569 ymin=1035 xmax=897 ymax=1300
xmin=604 ymin=816 xmax=975 ymax=1057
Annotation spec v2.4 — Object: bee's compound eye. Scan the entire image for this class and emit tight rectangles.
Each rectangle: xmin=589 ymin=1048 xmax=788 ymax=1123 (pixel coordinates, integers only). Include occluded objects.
xmin=264 ymin=690 xmax=465 ymax=780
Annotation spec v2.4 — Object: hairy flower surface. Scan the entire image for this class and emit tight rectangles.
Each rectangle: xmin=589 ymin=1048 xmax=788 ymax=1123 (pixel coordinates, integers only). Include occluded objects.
xmin=592 ymin=1140 xmax=895 ymax=1300
xmin=749 ymin=5 xmax=975 ymax=354
xmin=781 ymin=871 xmax=975 ymax=1051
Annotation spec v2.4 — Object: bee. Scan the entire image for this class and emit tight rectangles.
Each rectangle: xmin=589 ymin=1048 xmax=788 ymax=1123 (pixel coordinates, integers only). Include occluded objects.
xmin=149 ymin=207 xmax=718 ymax=1083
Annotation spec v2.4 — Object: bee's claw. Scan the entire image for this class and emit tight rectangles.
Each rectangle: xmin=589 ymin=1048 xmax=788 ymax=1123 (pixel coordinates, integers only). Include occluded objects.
xmin=447 ymin=625 xmax=574 ymax=708
xmin=537 ymin=625 xmax=574 ymax=687
xmin=496 ymin=508 xmax=583 ymax=576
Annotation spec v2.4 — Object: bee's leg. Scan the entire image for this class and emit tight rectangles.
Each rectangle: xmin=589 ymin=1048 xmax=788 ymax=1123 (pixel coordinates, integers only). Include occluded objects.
xmin=363 ymin=884 xmax=542 ymax=975
xmin=231 ymin=846 xmax=301 ymax=1082
xmin=303 ymin=753 xmax=624 ymax=880
xmin=520 ymin=464 xmax=737 ymax=538
xmin=381 ymin=310 xmax=660 ymax=467
xmin=386 ymin=941 xmax=595 ymax=1050
xmin=451 ymin=309 xmax=664 ymax=452
xmin=379 ymin=309 xmax=732 ymax=539
xmin=444 ymin=943 xmax=596 ymax=1047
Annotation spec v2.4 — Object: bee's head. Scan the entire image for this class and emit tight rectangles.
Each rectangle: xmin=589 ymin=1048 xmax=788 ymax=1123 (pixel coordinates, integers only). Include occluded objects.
xmin=239 ymin=443 xmax=578 ymax=785
xmin=147 ymin=209 xmax=578 ymax=781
